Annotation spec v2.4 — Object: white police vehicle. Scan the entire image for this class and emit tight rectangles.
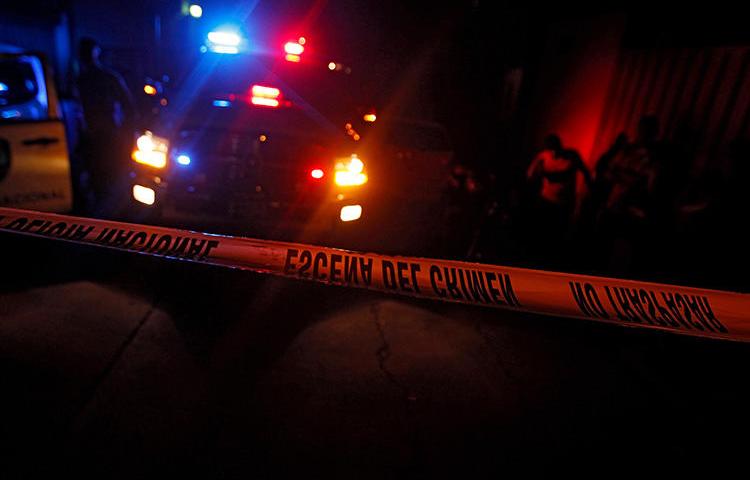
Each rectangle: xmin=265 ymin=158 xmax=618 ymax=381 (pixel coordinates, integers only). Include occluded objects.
xmin=0 ymin=45 xmax=73 ymax=212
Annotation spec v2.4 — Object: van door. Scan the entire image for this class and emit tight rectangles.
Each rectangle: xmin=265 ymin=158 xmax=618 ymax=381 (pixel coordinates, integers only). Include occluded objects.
xmin=0 ymin=53 xmax=72 ymax=212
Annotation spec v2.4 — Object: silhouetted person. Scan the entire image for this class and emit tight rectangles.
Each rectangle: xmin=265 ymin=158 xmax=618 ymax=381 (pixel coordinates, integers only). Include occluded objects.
xmin=527 ymin=135 xmax=591 ymax=221
xmin=76 ymin=37 xmax=136 ymax=216
xmin=594 ymin=115 xmax=665 ymax=273
xmin=525 ymin=134 xmax=591 ymax=266
xmin=441 ymin=161 xmax=484 ymax=256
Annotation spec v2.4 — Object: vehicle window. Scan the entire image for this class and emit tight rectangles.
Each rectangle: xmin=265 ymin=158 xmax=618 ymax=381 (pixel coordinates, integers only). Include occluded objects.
xmin=0 ymin=55 xmax=49 ymax=122
xmin=181 ymin=95 xmax=342 ymax=140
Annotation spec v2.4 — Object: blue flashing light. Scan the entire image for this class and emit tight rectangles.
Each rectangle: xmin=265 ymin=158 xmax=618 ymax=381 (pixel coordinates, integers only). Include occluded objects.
xmin=207 ymin=31 xmax=240 ymax=46
xmin=0 ymin=82 xmax=7 ymax=92
xmin=209 ymin=45 xmax=239 ymax=54
xmin=177 ymin=154 xmax=191 ymax=166
xmin=212 ymin=99 xmax=231 ymax=108
xmin=206 ymin=29 xmax=243 ymax=54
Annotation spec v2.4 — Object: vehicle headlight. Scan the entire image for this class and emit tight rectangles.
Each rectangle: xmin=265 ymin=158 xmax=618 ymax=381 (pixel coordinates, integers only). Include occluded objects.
xmin=334 ymin=154 xmax=368 ymax=186
xmin=132 ymin=131 xmax=169 ymax=168
xmin=132 ymin=184 xmax=156 ymax=205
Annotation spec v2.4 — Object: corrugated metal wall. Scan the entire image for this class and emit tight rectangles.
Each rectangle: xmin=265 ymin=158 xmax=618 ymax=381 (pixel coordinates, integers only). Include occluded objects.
xmin=592 ymin=47 xmax=750 ymax=173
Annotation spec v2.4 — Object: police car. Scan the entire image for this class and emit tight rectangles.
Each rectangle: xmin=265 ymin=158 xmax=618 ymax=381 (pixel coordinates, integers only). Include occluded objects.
xmin=128 ymin=51 xmax=368 ymax=237
xmin=0 ymin=46 xmax=73 ymax=213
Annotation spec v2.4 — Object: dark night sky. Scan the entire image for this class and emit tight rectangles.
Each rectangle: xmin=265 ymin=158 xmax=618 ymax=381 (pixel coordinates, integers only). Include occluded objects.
xmin=8 ymin=0 xmax=750 ymax=167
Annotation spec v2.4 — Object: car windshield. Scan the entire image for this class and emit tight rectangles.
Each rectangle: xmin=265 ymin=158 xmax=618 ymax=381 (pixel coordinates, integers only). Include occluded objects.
xmin=179 ymin=93 xmax=341 ymax=139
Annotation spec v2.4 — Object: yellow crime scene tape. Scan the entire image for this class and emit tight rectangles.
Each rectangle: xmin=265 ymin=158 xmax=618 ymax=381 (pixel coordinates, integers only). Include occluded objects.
xmin=1 ymin=206 xmax=748 ymax=342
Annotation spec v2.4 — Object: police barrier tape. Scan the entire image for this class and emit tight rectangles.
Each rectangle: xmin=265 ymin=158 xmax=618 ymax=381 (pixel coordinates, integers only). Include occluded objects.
xmin=0 ymin=206 xmax=748 ymax=342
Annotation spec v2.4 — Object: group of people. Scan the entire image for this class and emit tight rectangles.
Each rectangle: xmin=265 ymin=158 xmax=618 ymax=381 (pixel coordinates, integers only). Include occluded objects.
xmin=517 ymin=115 xmax=747 ymax=286
xmin=524 ymin=116 xmax=665 ymax=272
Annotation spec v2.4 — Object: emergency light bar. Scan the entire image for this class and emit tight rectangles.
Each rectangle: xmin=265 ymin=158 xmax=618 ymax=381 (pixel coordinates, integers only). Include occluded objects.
xmin=206 ymin=30 xmax=242 ymax=54
xmin=250 ymin=84 xmax=281 ymax=108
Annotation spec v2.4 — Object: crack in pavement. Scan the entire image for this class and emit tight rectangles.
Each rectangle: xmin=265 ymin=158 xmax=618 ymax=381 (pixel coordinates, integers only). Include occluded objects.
xmin=68 ymin=293 xmax=161 ymax=427
xmin=371 ymin=303 xmax=408 ymax=394
xmin=370 ymin=302 xmax=423 ymax=470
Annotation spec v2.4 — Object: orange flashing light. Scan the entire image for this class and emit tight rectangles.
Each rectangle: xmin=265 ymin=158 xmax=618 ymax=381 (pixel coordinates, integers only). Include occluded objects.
xmin=251 ymin=85 xmax=281 ymax=98
xmin=251 ymin=97 xmax=280 ymax=107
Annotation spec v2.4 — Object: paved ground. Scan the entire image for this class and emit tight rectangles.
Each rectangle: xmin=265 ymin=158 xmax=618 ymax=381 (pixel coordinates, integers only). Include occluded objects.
xmin=2 ymin=232 xmax=750 ymax=477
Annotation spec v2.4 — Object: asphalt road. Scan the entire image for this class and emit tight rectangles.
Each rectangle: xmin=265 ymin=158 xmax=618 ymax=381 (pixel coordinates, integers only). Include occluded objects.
xmin=2 ymin=232 xmax=750 ymax=478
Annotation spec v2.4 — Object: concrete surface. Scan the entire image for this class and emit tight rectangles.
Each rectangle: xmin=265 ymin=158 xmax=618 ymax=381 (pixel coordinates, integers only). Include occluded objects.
xmin=2 ymin=233 xmax=750 ymax=478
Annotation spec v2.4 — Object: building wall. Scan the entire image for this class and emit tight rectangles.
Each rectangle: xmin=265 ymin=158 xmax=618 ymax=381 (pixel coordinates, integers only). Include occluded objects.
xmin=592 ymin=46 xmax=750 ymax=173
xmin=525 ymin=14 xmax=625 ymax=165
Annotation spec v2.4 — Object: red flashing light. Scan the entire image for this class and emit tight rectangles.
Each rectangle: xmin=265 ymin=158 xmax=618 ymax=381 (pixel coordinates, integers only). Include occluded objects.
xmin=250 ymin=84 xmax=281 ymax=108
xmin=310 ymin=168 xmax=324 ymax=179
xmin=284 ymin=41 xmax=305 ymax=55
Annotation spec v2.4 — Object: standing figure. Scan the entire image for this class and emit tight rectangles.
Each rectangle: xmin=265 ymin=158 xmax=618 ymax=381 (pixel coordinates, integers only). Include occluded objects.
xmin=76 ymin=37 xmax=136 ymax=216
